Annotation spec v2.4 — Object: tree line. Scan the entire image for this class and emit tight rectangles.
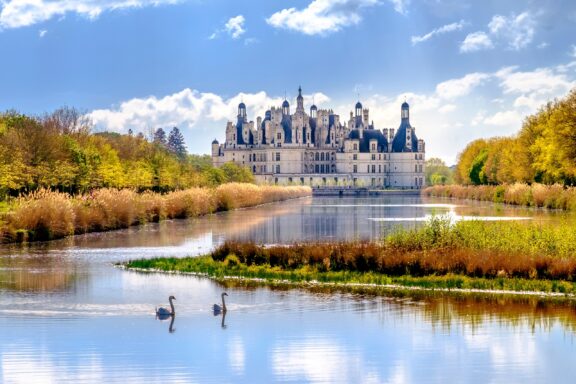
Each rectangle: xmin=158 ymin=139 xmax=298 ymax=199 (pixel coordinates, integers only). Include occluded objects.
xmin=455 ymin=89 xmax=576 ymax=186
xmin=0 ymin=107 xmax=252 ymax=199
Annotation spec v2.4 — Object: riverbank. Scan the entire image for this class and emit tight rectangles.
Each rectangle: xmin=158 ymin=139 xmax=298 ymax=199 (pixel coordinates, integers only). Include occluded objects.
xmin=121 ymin=218 xmax=576 ymax=296
xmin=121 ymin=255 xmax=576 ymax=297
xmin=423 ymin=183 xmax=576 ymax=210
xmin=0 ymin=183 xmax=311 ymax=243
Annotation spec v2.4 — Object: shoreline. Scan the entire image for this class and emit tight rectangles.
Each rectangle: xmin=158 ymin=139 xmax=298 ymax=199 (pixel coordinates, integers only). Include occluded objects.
xmin=118 ymin=264 xmax=576 ymax=300
xmin=0 ymin=184 xmax=312 ymax=245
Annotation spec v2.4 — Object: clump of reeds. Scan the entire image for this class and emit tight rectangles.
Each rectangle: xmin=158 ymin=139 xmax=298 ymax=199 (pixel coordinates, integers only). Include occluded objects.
xmin=424 ymin=183 xmax=576 ymax=210
xmin=8 ymin=189 xmax=75 ymax=241
xmin=210 ymin=218 xmax=576 ymax=281
xmin=0 ymin=184 xmax=311 ymax=243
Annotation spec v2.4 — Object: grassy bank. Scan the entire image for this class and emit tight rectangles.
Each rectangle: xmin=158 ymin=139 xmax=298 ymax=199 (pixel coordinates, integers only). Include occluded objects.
xmin=122 ymin=218 xmax=576 ymax=295
xmin=423 ymin=183 xmax=576 ymax=210
xmin=0 ymin=183 xmax=311 ymax=243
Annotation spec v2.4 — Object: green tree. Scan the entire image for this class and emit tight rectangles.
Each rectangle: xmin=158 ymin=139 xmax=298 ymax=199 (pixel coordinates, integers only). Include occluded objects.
xmin=425 ymin=158 xmax=453 ymax=185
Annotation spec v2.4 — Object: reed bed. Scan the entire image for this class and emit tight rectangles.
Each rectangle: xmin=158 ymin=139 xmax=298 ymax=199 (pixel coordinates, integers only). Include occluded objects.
xmin=0 ymin=184 xmax=311 ymax=243
xmin=423 ymin=183 xmax=576 ymax=210
xmin=205 ymin=217 xmax=576 ymax=281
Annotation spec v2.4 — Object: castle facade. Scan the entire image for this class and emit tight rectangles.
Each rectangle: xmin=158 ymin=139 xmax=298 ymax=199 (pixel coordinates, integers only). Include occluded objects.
xmin=212 ymin=87 xmax=425 ymax=188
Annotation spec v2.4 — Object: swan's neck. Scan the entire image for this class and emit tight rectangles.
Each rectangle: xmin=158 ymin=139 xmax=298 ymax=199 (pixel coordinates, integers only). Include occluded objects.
xmin=222 ymin=295 xmax=227 ymax=312
xmin=169 ymin=298 xmax=175 ymax=314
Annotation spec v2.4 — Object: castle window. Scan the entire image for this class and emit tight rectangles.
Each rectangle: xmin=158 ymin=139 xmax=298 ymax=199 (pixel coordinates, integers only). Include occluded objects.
xmin=372 ymin=165 xmax=376 ymax=173
xmin=367 ymin=165 xmax=370 ymax=173
xmin=353 ymin=154 xmax=357 ymax=160
xmin=315 ymin=153 xmax=319 ymax=161
xmin=371 ymin=143 xmax=376 ymax=151
xmin=321 ymin=164 xmax=325 ymax=173
xmin=277 ymin=132 xmax=282 ymax=140
xmin=315 ymin=164 xmax=319 ymax=173
xmin=321 ymin=153 xmax=325 ymax=161
xmin=353 ymin=165 xmax=357 ymax=173
xmin=415 ymin=154 xmax=418 ymax=160
xmin=276 ymin=152 xmax=281 ymax=161
xmin=371 ymin=154 xmax=376 ymax=160
xmin=379 ymin=165 xmax=381 ymax=173
xmin=415 ymin=164 xmax=418 ymax=173
xmin=276 ymin=165 xmax=280 ymax=173
xmin=353 ymin=143 xmax=358 ymax=151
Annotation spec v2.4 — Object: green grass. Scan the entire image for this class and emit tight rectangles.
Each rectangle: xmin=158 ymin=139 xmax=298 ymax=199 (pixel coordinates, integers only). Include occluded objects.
xmin=123 ymin=254 xmax=576 ymax=295
xmin=121 ymin=217 xmax=576 ymax=296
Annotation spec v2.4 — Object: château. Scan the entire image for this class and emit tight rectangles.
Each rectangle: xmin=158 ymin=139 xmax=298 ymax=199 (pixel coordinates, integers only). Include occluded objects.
xmin=212 ymin=87 xmax=425 ymax=188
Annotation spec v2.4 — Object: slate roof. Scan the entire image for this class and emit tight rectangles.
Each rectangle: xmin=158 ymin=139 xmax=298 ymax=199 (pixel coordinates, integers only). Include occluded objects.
xmin=347 ymin=129 xmax=388 ymax=152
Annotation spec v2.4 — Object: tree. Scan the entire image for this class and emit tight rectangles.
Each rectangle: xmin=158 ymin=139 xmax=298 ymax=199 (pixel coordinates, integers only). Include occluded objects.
xmin=153 ymin=128 xmax=167 ymax=146
xmin=425 ymin=158 xmax=453 ymax=185
xmin=167 ymin=127 xmax=187 ymax=158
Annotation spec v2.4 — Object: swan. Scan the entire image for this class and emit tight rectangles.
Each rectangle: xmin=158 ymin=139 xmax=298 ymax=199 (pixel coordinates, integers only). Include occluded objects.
xmin=213 ymin=292 xmax=228 ymax=315
xmin=156 ymin=295 xmax=176 ymax=317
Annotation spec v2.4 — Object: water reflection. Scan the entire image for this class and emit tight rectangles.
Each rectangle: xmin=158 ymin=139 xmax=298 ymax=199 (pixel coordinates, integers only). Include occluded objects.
xmin=0 ymin=251 xmax=79 ymax=293
xmin=2 ymin=196 xmax=576 ymax=382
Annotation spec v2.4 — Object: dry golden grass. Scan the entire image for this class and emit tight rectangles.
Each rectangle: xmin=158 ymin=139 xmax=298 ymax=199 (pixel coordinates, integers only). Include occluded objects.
xmin=424 ymin=183 xmax=576 ymax=210
xmin=0 ymin=184 xmax=311 ymax=242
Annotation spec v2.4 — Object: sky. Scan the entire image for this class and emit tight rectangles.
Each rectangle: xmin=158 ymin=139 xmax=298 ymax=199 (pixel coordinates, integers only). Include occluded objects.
xmin=0 ymin=0 xmax=575 ymax=164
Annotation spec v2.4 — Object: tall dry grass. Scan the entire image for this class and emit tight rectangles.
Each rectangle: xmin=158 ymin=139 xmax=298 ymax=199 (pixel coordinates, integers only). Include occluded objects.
xmin=424 ymin=183 xmax=576 ymax=210
xmin=212 ymin=217 xmax=576 ymax=281
xmin=0 ymin=184 xmax=311 ymax=243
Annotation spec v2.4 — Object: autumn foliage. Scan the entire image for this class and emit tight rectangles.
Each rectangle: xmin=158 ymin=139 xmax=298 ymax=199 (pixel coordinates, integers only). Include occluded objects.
xmin=453 ymin=89 xmax=576 ymax=186
xmin=0 ymin=185 xmax=311 ymax=243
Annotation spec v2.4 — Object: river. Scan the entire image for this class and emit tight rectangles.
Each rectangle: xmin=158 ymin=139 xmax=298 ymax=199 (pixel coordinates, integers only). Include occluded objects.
xmin=1 ymin=195 xmax=575 ymax=383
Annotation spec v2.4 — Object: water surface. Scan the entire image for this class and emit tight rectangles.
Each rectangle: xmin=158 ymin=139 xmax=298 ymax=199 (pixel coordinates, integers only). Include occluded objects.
xmin=1 ymin=196 xmax=575 ymax=383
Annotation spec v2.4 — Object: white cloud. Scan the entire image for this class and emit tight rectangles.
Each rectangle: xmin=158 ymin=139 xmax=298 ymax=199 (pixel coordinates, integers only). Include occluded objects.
xmin=411 ymin=20 xmax=465 ymax=45
xmin=209 ymin=15 xmax=246 ymax=40
xmin=38 ymin=29 xmax=47 ymax=37
xmin=88 ymin=88 xmax=330 ymax=136
xmin=487 ymin=12 xmax=535 ymax=50
xmin=460 ymin=11 xmax=536 ymax=53
xmin=224 ymin=15 xmax=245 ymax=39
xmin=460 ymin=31 xmax=493 ymax=52
xmin=483 ymin=110 xmax=523 ymax=126
xmin=388 ymin=0 xmax=410 ymax=15
xmin=438 ymin=104 xmax=456 ymax=113
xmin=436 ymin=72 xmax=490 ymax=99
xmin=495 ymin=67 xmax=575 ymax=96
xmin=0 ymin=0 xmax=180 ymax=29
xmin=266 ymin=0 xmax=380 ymax=36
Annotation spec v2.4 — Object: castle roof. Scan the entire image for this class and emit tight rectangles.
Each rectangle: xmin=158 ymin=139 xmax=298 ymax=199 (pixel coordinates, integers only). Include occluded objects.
xmin=348 ymin=129 xmax=388 ymax=152
xmin=391 ymin=119 xmax=419 ymax=152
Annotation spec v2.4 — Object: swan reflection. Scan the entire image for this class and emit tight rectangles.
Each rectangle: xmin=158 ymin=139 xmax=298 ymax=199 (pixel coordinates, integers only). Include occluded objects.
xmin=156 ymin=312 xmax=176 ymax=333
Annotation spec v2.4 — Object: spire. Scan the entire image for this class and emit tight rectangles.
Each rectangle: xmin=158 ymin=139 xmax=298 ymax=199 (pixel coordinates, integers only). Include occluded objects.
xmin=296 ymin=85 xmax=304 ymax=111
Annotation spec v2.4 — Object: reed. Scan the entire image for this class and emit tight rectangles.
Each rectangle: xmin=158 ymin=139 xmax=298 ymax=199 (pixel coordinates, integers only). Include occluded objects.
xmin=124 ymin=255 xmax=576 ymax=294
xmin=424 ymin=183 xmax=576 ymax=210
xmin=208 ymin=217 xmax=576 ymax=281
xmin=0 ymin=184 xmax=311 ymax=243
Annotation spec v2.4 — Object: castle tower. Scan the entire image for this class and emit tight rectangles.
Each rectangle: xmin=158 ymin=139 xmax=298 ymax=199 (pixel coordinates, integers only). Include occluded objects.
xmin=211 ymin=139 xmax=219 ymax=157
xmin=401 ymin=101 xmax=409 ymax=120
xmin=282 ymin=99 xmax=290 ymax=116
xmin=296 ymin=86 xmax=304 ymax=112
xmin=238 ymin=102 xmax=247 ymax=121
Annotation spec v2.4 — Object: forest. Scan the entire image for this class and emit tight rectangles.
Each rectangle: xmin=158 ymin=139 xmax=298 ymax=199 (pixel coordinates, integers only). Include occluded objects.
xmin=454 ymin=89 xmax=576 ymax=186
xmin=0 ymin=107 xmax=253 ymax=200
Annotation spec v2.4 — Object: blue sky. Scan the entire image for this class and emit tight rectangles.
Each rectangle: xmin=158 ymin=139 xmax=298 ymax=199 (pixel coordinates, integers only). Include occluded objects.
xmin=0 ymin=0 xmax=575 ymax=164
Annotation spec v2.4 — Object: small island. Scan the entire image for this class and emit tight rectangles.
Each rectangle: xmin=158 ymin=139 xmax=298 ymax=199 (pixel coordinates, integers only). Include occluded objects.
xmin=122 ymin=217 xmax=576 ymax=297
